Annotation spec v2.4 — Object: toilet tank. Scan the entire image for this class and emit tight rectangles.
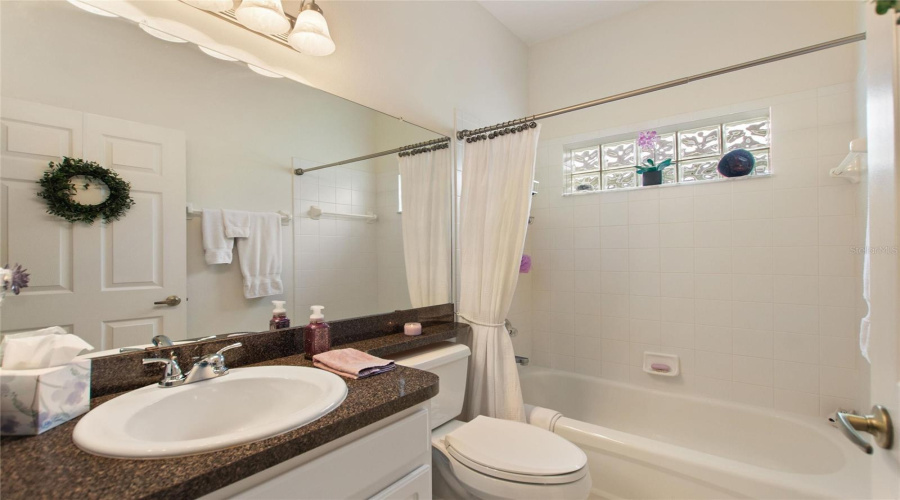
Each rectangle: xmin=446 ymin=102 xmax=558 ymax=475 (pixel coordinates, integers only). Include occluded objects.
xmin=393 ymin=342 xmax=471 ymax=429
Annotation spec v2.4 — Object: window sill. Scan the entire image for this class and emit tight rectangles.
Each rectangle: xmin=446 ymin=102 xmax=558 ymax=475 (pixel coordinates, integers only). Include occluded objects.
xmin=563 ymin=172 xmax=772 ymax=197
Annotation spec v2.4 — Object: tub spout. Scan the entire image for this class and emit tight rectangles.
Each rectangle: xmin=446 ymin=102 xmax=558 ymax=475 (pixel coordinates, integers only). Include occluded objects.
xmin=515 ymin=355 xmax=529 ymax=366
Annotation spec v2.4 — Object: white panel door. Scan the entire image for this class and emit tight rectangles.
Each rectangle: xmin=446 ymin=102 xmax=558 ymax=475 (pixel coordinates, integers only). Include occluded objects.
xmin=0 ymin=98 xmax=187 ymax=349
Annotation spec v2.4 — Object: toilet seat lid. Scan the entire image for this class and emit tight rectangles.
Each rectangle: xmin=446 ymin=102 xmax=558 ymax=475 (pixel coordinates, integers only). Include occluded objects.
xmin=444 ymin=416 xmax=587 ymax=480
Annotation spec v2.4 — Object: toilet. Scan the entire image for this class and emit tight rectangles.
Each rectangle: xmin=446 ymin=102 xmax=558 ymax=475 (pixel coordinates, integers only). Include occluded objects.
xmin=394 ymin=342 xmax=592 ymax=500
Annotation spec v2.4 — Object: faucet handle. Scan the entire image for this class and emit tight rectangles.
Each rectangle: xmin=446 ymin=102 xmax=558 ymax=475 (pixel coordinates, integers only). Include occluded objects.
xmin=142 ymin=354 xmax=185 ymax=387
xmin=216 ymin=342 xmax=243 ymax=356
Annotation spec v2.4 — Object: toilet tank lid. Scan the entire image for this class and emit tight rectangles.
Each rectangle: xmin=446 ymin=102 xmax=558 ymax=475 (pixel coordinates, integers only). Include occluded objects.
xmin=392 ymin=342 xmax=470 ymax=371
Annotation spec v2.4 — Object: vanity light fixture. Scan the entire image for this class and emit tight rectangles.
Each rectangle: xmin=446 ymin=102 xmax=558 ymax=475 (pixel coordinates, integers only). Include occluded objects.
xmin=139 ymin=23 xmax=189 ymax=43
xmin=181 ymin=0 xmax=234 ymax=12
xmin=247 ymin=63 xmax=285 ymax=78
xmin=198 ymin=45 xmax=239 ymax=61
xmin=235 ymin=0 xmax=291 ymax=35
xmin=180 ymin=0 xmax=336 ymax=56
xmin=66 ymin=0 xmax=118 ymax=18
xmin=288 ymin=0 xmax=335 ymax=56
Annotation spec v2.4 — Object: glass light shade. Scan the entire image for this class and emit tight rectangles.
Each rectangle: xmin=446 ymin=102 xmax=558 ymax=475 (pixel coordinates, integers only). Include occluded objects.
xmin=66 ymin=0 xmax=118 ymax=17
xmin=288 ymin=8 xmax=335 ymax=56
xmin=139 ymin=23 xmax=188 ymax=43
xmin=247 ymin=64 xmax=284 ymax=78
xmin=199 ymin=46 xmax=239 ymax=61
xmin=235 ymin=0 xmax=290 ymax=35
xmin=180 ymin=0 xmax=233 ymax=12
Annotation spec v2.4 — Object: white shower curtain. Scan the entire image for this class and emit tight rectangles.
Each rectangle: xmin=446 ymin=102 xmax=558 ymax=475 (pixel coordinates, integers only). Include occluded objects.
xmin=399 ymin=147 xmax=452 ymax=308
xmin=458 ymin=124 xmax=540 ymax=422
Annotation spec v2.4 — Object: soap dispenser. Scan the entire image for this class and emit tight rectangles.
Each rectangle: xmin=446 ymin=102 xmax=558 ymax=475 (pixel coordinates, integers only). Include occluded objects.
xmin=269 ymin=301 xmax=290 ymax=330
xmin=303 ymin=305 xmax=331 ymax=359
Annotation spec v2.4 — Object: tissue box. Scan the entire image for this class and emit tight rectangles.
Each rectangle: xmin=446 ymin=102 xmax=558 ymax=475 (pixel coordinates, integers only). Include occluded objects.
xmin=0 ymin=359 xmax=91 ymax=435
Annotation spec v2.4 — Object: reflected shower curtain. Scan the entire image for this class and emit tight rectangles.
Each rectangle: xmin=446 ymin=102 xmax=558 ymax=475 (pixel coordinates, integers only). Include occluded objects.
xmin=399 ymin=147 xmax=452 ymax=307
xmin=458 ymin=124 xmax=540 ymax=422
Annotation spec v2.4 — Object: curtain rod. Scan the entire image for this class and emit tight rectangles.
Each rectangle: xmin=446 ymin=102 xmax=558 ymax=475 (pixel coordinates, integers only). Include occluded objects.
xmin=294 ymin=137 xmax=450 ymax=175
xmin=457 ymin=32 xmax=866 ymax=141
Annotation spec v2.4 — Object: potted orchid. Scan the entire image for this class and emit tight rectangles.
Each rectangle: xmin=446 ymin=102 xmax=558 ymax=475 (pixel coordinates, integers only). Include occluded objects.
xmin=635 ymin=130 xmax=672 ymax=186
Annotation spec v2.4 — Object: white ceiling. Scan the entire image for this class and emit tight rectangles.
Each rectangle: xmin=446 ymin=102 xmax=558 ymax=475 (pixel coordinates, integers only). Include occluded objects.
xmin=478 ymin=1 xmax=647 ymax=46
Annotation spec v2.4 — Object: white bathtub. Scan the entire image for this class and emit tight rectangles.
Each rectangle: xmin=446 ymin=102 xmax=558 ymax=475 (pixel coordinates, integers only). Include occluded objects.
xmin=519 ymin=366 xmax=870 ymax=499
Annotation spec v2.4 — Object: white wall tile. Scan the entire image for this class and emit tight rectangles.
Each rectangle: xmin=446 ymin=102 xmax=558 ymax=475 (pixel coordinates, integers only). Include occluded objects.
xmin=733 ymin=190 xmax=774 ymax=220
xmin=694 ymin=325 xmax=733 ymax=353
xmin=733 ymin=219 xmax=773 ymax=247
xmin=694 ymin=221 xmax=733 ymax=248
xmin=629 ymin=224 xmax=660 ymax=248
xmin=733 ymin=329 xmax=773 ymax=358
xmin=694 ymin=248 xmax=733 ymax=274
xmin=774 ymin=332 xmax=818 ymax=364
xmin=628 ymin=199 xmax=660 ymax=225
xmin=773 ymin=217 xmax=818 ymax=246
xmin=661 ymin=273 xmax=694 ymax=298
xmin=526 ymin=82 xmax=863 ymax=418
xmin=733 ymin=355 xmax=774 ymax=386
xmin=695 ymin=351 xmax=732 ymax=380
xmin=774 ymin=188 xmax=818 ymax=218
xmin=659 ymin=197 xmax=694 ymax=223
xmin=773 ymin=303 xmax=819 ymax=334
xmin=600 ymin=202 xmax=628 ymax=226
xmin=660 ymin=222 xmax=693 ymax=248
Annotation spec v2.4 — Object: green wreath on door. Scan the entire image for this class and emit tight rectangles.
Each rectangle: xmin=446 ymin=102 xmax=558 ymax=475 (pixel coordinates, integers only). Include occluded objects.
xmin=36 ymin=157 xmax=134 ymax=224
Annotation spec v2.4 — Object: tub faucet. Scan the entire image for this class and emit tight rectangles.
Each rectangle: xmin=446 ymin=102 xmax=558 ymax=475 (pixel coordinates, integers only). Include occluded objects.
xmin=515 ymin=356 xmax=529 ymax=366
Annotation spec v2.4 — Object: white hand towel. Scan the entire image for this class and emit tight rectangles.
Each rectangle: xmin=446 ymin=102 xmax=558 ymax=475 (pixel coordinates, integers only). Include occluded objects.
xmin=222 ymin=209 xmax=251 ymax=238
xmin=223 ymin=211 xmax=283 ymax=298
xmin=201 ymin=209 xmax=233 ymax=265
xmin=0 ymin=327 xmax=94 ymax=369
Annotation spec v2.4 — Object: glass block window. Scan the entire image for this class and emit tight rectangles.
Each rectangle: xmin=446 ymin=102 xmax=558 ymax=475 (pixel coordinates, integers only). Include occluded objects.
xmin=564 ymin=114 xmax=770 ymax=194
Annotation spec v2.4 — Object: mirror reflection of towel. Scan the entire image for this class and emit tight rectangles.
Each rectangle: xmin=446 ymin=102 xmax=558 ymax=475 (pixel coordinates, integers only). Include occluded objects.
xmin=222 ymin=210 xmax=283 ymax=299
xmin=201 ymin=209 xmax=233 ymax=264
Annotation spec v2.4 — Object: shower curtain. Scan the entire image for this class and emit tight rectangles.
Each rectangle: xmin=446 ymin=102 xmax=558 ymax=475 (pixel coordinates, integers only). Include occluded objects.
xmin=458 ymin=124 xmax=540 ymax=422
xmin=399 ymin=147 xmax=452 ymax=307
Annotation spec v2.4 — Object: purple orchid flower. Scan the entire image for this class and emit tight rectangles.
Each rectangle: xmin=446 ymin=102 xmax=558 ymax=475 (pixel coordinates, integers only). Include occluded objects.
xmin=637 ymin=130 xmax=659 ymax=151
xmin=2 ymin=263 xmax=29 ymax=295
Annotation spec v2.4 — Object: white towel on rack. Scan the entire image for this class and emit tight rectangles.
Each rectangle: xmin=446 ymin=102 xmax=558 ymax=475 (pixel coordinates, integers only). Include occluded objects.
xmin=222 ymin=210 xmax=283 ymax=298
xmin=222 ymin=209 xmax=252 ymax=238
xmin=201 ymin=209 xmax=233 ymax=265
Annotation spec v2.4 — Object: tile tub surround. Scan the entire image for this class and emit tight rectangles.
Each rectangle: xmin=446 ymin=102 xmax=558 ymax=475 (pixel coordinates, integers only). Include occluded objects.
xmin=1 ymin=314 xmax=464 ymax=500
xmin=520 ymin=84 xmax=868 ymax=417
xmin=90 ymin=303 xmax=456 ymax=397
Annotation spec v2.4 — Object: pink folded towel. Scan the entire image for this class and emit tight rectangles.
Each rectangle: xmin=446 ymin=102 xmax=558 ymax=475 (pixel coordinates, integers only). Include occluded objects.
xmin=312 ymin=348 xmax=396 ymax=379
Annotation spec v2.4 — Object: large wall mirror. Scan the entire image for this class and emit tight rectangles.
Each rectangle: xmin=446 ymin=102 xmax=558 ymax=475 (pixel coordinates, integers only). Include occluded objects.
xmin=0 ymin=1 xmax=452 ymax=354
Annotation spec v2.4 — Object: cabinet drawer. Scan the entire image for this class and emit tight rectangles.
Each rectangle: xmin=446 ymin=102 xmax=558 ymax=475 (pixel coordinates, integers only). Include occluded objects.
xmin=235 ymin=409 xmax=430 ymax=499
xmin=369 ymin=465 xmax=431 ymax=500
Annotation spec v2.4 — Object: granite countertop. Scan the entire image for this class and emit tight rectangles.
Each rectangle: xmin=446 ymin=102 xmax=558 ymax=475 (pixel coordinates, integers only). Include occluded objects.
xmin=0 ymin=323 xmax=467 ymax=500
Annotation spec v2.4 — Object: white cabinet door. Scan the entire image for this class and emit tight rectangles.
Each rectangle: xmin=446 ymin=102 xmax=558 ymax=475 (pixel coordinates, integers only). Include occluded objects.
xmin=0 ymin=98 xmax=187 ymax=348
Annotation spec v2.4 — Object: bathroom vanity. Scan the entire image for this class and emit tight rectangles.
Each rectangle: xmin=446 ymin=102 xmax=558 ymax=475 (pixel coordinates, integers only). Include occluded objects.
xmin=0 ymin=306 xmax=466 ymax=499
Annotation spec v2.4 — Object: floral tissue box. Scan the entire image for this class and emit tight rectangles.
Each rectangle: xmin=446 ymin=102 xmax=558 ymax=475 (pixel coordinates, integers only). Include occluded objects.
xmin=0 ymin=359 xmax=91 ymax=435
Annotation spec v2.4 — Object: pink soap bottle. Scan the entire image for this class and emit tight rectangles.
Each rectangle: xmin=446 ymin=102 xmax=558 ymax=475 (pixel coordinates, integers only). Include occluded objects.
xmin=269 ymin=301 xmax=290 ymax=330
xmin=303 ymin=305 xmax=331 ymax=359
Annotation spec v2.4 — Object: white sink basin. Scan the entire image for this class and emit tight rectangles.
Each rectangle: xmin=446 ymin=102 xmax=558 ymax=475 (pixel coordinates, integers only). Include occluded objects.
xmin=73 ymin=366 xmax=347 ymax=458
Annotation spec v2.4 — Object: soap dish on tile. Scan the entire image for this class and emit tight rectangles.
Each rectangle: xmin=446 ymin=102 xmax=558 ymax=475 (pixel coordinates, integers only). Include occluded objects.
xmin=642 ymin=352 xmax=680 ymax=377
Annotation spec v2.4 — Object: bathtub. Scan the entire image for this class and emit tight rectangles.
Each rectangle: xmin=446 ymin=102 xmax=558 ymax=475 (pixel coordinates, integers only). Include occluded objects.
xmin=519 ymin=366 xmax=870 ymax=499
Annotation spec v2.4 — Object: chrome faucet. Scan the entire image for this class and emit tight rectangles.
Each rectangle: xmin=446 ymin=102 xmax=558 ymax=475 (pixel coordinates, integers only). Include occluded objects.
xmin=143 ymin=342 xmax=242 ymax=388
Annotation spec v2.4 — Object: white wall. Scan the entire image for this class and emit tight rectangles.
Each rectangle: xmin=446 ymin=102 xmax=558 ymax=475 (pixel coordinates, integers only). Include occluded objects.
xmin=90 ymin=0 xmax=530 ymax=136
xmin=518 ymin=1 xmax=868 ymax=417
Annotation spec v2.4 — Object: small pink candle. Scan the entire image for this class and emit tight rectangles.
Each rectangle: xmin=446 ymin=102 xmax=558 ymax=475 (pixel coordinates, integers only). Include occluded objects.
xmin=404 ymin=322 xmax=422 ymax=336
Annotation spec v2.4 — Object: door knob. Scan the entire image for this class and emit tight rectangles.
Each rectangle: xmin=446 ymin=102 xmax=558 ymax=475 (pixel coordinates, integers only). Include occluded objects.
xmin=153 ymin=295 xmax=182 ymax=307
xmin=836 ymin=405 xmax=893 ymax=454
